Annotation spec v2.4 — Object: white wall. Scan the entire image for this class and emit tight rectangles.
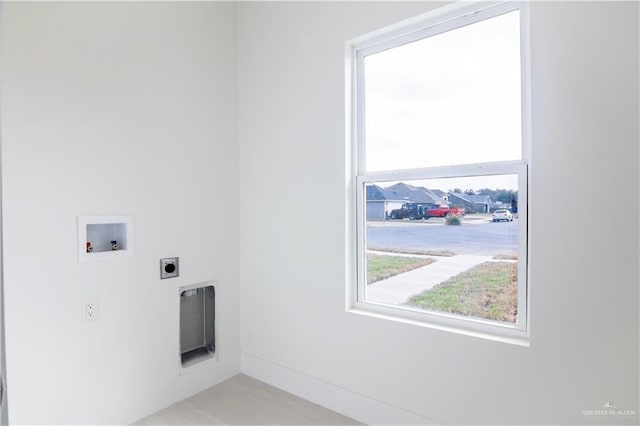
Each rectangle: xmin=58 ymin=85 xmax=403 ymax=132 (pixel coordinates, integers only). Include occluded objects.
xmin=1 ymin=1 xmax=637 ymax=425
xmin=1 ymin=2 xmax=240 ymax=424
xmin=238 ymin=2 xmax=638 ymax=425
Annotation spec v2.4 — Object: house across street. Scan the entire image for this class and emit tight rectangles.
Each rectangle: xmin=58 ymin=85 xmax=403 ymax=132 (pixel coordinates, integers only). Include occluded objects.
xmin=366 ymin=181 xmax=517 ymax=220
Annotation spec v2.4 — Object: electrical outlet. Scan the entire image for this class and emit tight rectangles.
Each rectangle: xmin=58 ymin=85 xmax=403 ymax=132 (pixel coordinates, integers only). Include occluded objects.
xmin=82 ymin=298 xmax=99 ymax=323
xmin=160 ymin=257 xmax=179 ymax=279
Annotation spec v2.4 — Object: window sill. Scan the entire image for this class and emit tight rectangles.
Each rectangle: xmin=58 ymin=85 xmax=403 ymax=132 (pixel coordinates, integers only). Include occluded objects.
xmin=346 ymin=305 xmax=530 ymax=347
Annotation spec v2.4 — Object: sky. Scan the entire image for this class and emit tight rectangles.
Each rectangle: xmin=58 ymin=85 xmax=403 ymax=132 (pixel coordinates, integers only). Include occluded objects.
xmin=363 ymin=10 xmax=522 ymax=190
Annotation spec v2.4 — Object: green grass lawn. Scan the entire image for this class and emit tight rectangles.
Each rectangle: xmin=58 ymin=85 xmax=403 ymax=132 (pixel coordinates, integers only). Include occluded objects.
xmin=407 ymin=261 xmax=517 ymax=323
xmin=367 ymin=254 xmax=436 ymax=284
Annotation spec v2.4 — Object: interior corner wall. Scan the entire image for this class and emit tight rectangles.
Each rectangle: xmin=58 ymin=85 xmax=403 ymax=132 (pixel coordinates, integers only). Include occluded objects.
xmin=1 ymin=2 xmax=240 ymax=424
xmin=237 ymin=2 xmax=639 ymax=425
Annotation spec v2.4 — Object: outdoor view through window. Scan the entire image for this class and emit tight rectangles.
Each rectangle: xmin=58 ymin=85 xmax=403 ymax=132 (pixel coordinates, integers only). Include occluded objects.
xmin=364 ymin=175 xmax=520 ymax=324
xmin=357 ymin=7 xmax=527 ymax=330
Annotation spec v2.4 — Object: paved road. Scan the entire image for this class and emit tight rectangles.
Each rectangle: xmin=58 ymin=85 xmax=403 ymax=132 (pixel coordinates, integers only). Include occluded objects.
xmin=367 ymin=219 xmax=518 ymax=256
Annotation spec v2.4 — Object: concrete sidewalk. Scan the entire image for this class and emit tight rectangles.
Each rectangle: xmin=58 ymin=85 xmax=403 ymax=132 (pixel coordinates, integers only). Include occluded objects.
xmin=367 ymin=254 xmax=493 ymax=305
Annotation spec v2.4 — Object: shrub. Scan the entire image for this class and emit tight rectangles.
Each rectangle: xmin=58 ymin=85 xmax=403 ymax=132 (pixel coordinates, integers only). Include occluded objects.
xmin=445 ymin=214 xmax=462 ymax=226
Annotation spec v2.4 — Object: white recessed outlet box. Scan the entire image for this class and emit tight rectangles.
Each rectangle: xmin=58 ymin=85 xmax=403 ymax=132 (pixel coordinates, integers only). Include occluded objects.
xmin=78 ymin=216 xmax=133 ymax=262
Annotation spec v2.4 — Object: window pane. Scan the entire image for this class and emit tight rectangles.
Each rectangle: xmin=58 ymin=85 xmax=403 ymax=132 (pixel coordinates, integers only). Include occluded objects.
xmin=364 ymin=11 xmax=521 ymax=171
xmin=364 ymin=174 xmax=519 ymax=324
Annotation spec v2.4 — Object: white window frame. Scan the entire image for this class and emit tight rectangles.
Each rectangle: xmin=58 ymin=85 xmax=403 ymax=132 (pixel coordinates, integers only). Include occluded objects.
xmin=346 ymin=1 xmax=531 ymax=345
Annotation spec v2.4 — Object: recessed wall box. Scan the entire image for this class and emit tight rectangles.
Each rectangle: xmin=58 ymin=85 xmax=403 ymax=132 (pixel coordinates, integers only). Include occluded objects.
xmin=78 ymin=216 xmax=133 ymax=262
xmin=180 ymin=282 xmax=216 ymax=368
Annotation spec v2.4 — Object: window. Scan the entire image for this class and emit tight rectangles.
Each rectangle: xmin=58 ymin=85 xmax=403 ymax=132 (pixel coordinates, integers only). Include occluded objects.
xmin=348 ymin=1 xmax=529 ymax=342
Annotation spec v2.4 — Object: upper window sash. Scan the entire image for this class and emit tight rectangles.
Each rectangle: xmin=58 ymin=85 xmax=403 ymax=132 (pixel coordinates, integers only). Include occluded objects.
xmin=353 ymin=0 xmax=530 ymax=175
xmin=355 ymin=1 xmax=521 ymax=59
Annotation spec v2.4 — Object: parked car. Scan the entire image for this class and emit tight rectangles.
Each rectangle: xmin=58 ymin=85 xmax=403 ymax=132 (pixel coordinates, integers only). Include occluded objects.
xmin=423 ymin=205 xmax=465 ymax=219
xmin=492 ymin=209 xmax=513 ymax=222
xmin=389 ymin=203 xmax=465 ymax=220
xmin=389 ymin=203 xmax=423 ymax=220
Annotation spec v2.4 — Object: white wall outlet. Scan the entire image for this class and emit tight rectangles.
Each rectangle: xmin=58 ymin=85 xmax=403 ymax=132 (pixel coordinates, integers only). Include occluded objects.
xmin=82 ymin=298 xmax=99 ymax=323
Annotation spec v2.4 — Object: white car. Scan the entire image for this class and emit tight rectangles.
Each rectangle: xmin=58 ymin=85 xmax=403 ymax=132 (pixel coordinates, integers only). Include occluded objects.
xmin=492 ymin=209 xmax=513 ymax=222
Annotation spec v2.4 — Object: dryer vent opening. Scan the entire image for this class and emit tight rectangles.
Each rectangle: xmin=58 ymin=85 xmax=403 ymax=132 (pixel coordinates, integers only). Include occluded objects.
xmin=180 ymin=284 xmax=215 ymax=368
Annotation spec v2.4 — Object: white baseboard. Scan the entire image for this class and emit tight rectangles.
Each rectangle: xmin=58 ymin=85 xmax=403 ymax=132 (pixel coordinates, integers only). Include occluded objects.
xmin=241 ymin=352 xmax=441 ymax=425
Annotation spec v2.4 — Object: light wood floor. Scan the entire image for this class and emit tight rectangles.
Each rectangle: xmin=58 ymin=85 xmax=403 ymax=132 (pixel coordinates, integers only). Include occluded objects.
xmin=134 ymin=374 xmax=362 ymax=425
